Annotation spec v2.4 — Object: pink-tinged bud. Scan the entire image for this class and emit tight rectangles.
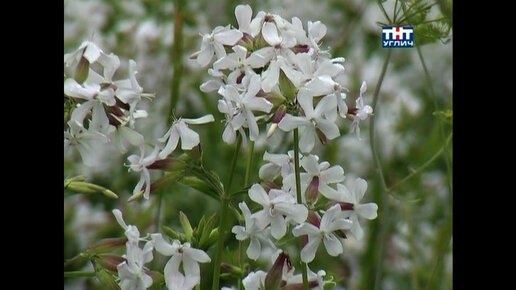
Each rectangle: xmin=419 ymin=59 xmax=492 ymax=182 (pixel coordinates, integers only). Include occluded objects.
xmin=265 ymin=252 xmax=291 ymax=289
xmin=94 ymin=254 xmax=126 ymax=272
xmin=316 ymin=128 xmax=327 ymax=145
xmin=338 ymin=202 xmax=355 ymax=211
xmin=273 ymin=105 xmax=287 ymax=124
xmin=238 ymin=32 xmax=255 ymax=50
xmin=147 ymin=158 xmax=187 ymax=172
xmin=292 ymin=44 xmax=310 ymax=54
xmin=87 ymin=237 xmax=128 ymax=254
xmin=307 ymin=211 xmax=321 ymax=228
xmin=261 ymin=181 xmax=281 ymax=192
xmin=305 ymin=176 xmax=320 ymax=204
xmin=257 ymin=89 xmax=287 ymax=107
xmin=347 ymin=107 xmax=358 ymax=115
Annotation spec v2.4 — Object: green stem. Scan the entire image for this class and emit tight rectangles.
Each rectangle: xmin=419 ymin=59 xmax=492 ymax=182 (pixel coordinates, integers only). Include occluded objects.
xmin=237 ymin=139 xmax=254 ymax=289
xmin=213 ymin=135 xmax=242 ymax=290
xmin=244 ymin=141 xmax=254 ymax=186
xmin=168 ymin=0 xmax=184 ymax=123
xmin=388 ymin=132 xmax=452 ymax=191
xmin=359 ymin=49 xmax=392 ymax=290
xmin=293 ymin=129 xmax=309 ymax=290
xmin=64 ymin=271 xmax=95 ymax=278
xmin=155 ymin=193 xmax=163 ymax=233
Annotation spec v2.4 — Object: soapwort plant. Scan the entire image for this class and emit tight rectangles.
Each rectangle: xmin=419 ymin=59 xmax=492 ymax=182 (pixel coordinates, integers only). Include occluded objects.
xmin=64 ymin=4 xmax=379 ymax=290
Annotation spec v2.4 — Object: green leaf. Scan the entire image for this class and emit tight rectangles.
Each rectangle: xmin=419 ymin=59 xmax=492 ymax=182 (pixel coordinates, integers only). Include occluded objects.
xmin=180 ymin=176 xmax=220 ymax=200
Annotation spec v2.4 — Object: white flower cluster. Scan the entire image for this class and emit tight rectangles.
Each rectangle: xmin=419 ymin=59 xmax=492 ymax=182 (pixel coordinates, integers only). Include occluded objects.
xmin=195 ymin=4 xmax=373 ymax=148
xmin=192 ymin=5 xmax=379 ymax=288
xmin=64 ymin=42 xmax=214 ymax=200
xmin=112 ymin=210 xmax=211 ymax=290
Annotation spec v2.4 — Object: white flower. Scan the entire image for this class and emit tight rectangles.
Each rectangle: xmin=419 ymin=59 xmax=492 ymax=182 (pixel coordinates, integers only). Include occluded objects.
xmin=278 ymin=89 xmax=340 ymax=153
xmin=127 ymin=145 xmax=160 ymax=199
xmin=213 ymin=45 xmax=267 ymax=84
xmin=231 ymin=202 xmax=274 ymax=260
xmin=248 ymin=184 xmax=308 ymax=239
xmin=197 ymin=26 xmax=243 ymax=67
xmin=298 ymin=154 xmax=345 ymax=202
xmin=117 ymin=240 xmax=154 ymax=290
xmin=258 ymin=150 xmax=298 ymax=181
xmin=151 ymin=234 xmax=211 ymax=290
xmin=158 ymin=115 xmax=215 ymax=159
xmin=64 ymin=41 xmax=120 ymax=80
xmin=283 ymin=267 xmax=327 ymax=290
xmin=112 ymin=209 xmax=154 ymax=290
xmin=217 ymin=75 xmax=273 ymax=141
xmin=64 ymin=78 xmax=114 ymax=135
xmin=242 ymin=270 xmax=267 ymax=290
xmin=350 ymin=81 xmax=373 ymax=139
xmin=336 ymin=178 xmax=378 ymax=240
xmin=292 ymin=204 xmax=352 ymax=263
xmin=64 ymin=119 xmax=109 ymax=167
xmin=112 ymin=209 xmax=141 ymax=244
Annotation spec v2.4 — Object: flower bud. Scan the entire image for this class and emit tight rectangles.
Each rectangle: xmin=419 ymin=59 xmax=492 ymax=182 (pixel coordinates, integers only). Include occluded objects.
xmin=305 ymin=176 xmax=320 ymax=205
xmin=265 ymin=252 xmax=290 ymax=290
xmin=147 ymin=158 xmax=187 ymax=172
xmin=94 ymin=254 xmax=126 ymax=272
xmin=74 ymin=57 xmax=89 ymax=83
xmin=179 ymin=211 xmax=194 ymax=241
xmin=221 ymin=263 xmax=244 ymax=276
xmin=66 ymin=181 xmax=119 ymax=199
xmin=87 ymin=237 xmax=128 ymax=254
xmin=95 ymin=267 xmax=121 ymax=290
xmin=238 ymin=32 xmax=254 ymax=50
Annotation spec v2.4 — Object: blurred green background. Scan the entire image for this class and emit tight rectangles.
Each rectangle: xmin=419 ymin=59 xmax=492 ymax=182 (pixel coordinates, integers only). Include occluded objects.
xmin=64 ymin=0 xmax=452 ymax=289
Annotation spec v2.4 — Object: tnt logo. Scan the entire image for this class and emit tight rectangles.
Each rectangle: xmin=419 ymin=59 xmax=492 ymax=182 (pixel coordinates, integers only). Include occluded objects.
xmin=382 ymin=26 xmax=414 ymax=48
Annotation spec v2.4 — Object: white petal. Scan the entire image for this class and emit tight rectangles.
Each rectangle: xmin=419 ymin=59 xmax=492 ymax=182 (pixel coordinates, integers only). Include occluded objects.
xmin=323 ymin=233 xmax=343 ymax=256
xmin=299 ymin=126 xmax=316 ymax=153
xmin=214 ymin=29 xmax=243 ymax=45
xmin=318 ymin=183 xmax=344 ymax=201
xmin=297 ymin=89 xmax=315 ymax=116
xmin=278 ymin=114 xmax=308 ymax=131
xmin=184 ymin=247 xmax=211 ymax=263
xmin=246 ymin=97 xmax=273 ymax=113
xmin=350 ymin=214 xmax=364 ymax=240
xmin=276 ymin=203 xmax=308 ymax=223
xmin=112 ymin=209 xmax=128 ymax=230
xmin=316 ymin=118 xmax=340 ymax=140
xmin=247 ymin=237 xmax=261 ymax=260
xmin=300 ymin=155 xmax=320 ymax=175
xmin=261 ymin=60 xmax=280 ymax=92
xmin=326 ymin=218 xmax=353 ymax=232
xmin=183 ymin=114 xmax=215 ymax=125
xmin=270 ymin=214 xmax=287 ymax=239
xmin=321 ymin=166 xmax=345 ymax=183
xmin=251 ymin=47 xmax=275 ymax=63
xmin=258 ymin=163 xmax=280 ymax=181
xmin=235 ymin=4 xmax=252 ymax=34
xmin=197 ymin=45 xmax=214 ymax=67
xmin=177 ymin=122 xmax=200 ymax=150
xmin=244 ymin=109 xmax=259 ymax=141
xmin=200 ymin=79 xmax=221 ymax=92
xmin=119 ymin=126 xmax=145 ymax=147
xmin=261 ymin=22 xmax=282 ymax=46
xmin=308 ymin=21 xmax=327 ymax=43
xmin=222 ymin=124 xmax=236 ymax=144
xmin=248 ymin=184 xmax=269 ymax=206
xmin=353 ymin=177 xmax=368 ymax=202
xmin=164 ymin=254 xmax=185 ymax=290
xmin=300 ymin=236 xmax=321 ymax=263
xmin=159 ymin=126 xmax=180 ymax=159
xmin=356 ymin=203 xmax=378 ymax=220
xmin=292 ymin=223 xmax=320 ymax=236
xmin=320 ymin=204 xmax=342 ymax=230
xmin=150 ymin=233 xmax=178 ymax=256
xmin=213 ymin=54 xmax=239 ymax=71
xmin=182 ymin=255 xmax=201 ymax=290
